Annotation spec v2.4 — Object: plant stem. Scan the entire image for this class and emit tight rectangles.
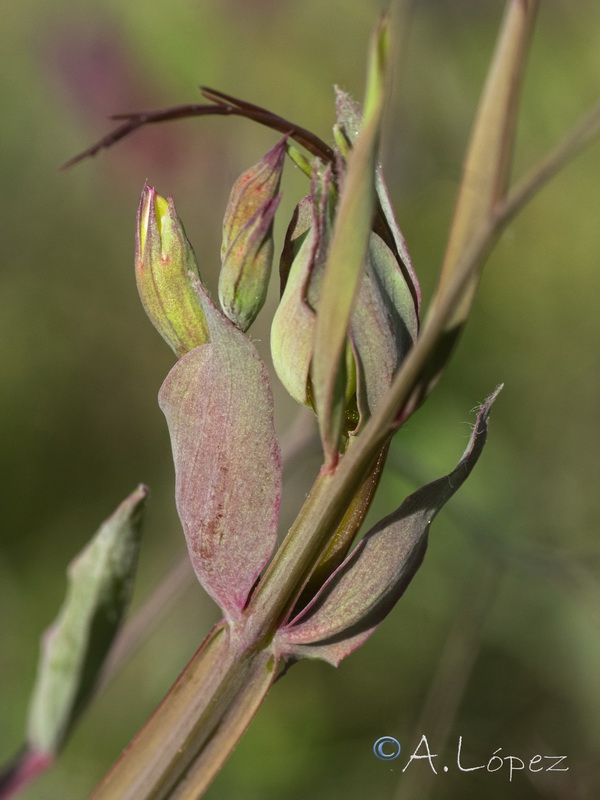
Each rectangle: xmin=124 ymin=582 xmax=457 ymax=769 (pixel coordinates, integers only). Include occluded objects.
xmin=501 ymin=98 xmax=600 ymax=225
xmin=88 ymin=624 xmax=278 ymax=800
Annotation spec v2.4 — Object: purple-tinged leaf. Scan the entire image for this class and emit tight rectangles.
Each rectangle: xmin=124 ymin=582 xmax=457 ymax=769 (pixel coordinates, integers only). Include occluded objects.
xmin=159 ymin=282 xmax=282 ymax=621
xmin=276 ymin=387 xmax=501 ymax=666
xmin=350 ymin=232 xmax=418 ymax=430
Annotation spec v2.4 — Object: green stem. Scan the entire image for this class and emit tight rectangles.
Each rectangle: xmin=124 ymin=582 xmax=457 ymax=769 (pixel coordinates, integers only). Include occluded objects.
xmin=246 ymin=440 xmax=390 ymax=633
xmin=88 ymin=624 xmax=278 ymax=800
xmin=299 ymin=440 xmax=390 ymax=605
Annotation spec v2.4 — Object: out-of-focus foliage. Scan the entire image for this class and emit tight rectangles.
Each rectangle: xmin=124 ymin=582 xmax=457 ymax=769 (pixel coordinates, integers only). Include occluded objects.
xmin=1 ymin=1 xmax=599 ymax=798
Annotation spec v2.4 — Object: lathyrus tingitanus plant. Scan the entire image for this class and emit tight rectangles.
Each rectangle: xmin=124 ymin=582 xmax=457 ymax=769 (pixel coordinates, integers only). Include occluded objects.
xmin=4 ymin=2 xmax=600 ymax=798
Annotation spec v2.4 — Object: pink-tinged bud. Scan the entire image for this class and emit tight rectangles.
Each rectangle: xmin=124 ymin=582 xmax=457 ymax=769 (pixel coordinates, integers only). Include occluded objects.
xmin=135 ymin=186 xmax=209 ymax=357
xmin=218 ymin=138 xmax=287 ymax=331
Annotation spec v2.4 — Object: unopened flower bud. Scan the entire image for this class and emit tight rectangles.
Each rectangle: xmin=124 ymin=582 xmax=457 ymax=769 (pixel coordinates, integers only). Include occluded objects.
xmin=271 ymin=168 xmax=330 ymax=409
xmin=136 ymin=186 xmax=209 ymax=357
xmin=219 ymin=138 xmax=286 ymax=331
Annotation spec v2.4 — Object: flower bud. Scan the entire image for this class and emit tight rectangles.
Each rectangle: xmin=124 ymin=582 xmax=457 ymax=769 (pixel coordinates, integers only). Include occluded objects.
xmin=136 ymin=185 xmax=209 ymax=357
xmin=271 ymin=167 xmax=331 ymax=409
xmin=273 ymin=158 xmax=418 ymax=443
xmin=219 ymin=137 xmax=286 ymax=331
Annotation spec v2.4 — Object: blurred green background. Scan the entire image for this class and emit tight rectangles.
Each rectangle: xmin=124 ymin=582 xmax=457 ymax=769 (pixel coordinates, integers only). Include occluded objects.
xmin=1 ymin=1 xmax=599 ymax=798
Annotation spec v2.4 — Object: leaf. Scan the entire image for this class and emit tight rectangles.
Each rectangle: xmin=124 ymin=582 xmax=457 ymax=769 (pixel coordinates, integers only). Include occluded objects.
xmin=159 ymin=281 xmax=282 ymax=621
xmin=334 ymin=86 xmax=421 ymax=317
xmin=26 ymin=485 xmax=148 ymax=755
xmin=432 ymin=0 xmax=539 ymax=329
xmin=335 ymin=89 xmax=420 ymax=431
xmin=350 ymin=232 xmax=418 ymax=429
xmin=311 ymin=16 xmax=390 ymax=467
xmin=276 ymin=387 xmax=501 ymax=666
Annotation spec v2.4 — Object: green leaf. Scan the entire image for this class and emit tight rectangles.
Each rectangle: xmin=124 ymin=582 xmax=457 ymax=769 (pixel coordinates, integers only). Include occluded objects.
xmin=159 ymin=281 xmax=282 ymax=621
xmin=431 ymin=0 xmax=539 ymax=331
xmin=311 ymin=15 xmax=390 ymax=467
xmin=334 ymin=88 xmax=420 ymax=430
xmin=26 ymin=485 xmax=148 ymax=755
xmin=276 ymin=388 xmax=501 ymax=666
